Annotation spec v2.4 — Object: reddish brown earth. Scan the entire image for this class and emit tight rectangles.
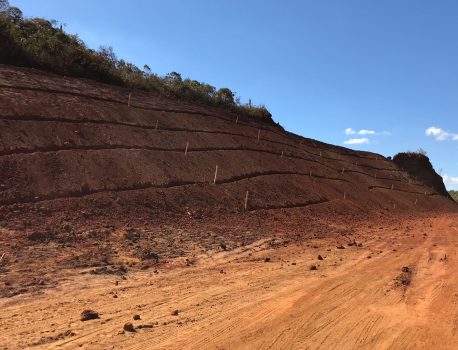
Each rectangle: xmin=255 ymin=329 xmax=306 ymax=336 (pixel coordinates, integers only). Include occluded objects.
xmin=0 ymin=65 xmax=457 ymax=349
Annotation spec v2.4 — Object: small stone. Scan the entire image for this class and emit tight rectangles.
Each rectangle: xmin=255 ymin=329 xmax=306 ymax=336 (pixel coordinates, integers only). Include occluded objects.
xmin=80 ymin=309 xmax=99 ymax=321
xmin=310 ymin=265 xmax=318 ymax=271
xmin=317 ymin=255 xmax=324 ymax=260
xmin=171 ymin=310 xmax=180 ymax=316
xmin=123 ymin=323 xmax=135 ymax=332
xmin=264 ymin=257 xmax=271 ymax=263
xmin=133 ymin=314 xmax=141 ymax=320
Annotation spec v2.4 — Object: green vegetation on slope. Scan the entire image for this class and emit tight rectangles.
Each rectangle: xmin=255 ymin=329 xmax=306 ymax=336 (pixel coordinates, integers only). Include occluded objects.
xmin=0 ymin=0 xmax=273 ymax=123
xmin=449 ymin=191 xmax=458 ymax=202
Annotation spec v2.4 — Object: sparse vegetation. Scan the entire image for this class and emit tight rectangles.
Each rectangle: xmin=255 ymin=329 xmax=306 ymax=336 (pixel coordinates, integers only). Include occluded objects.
xmin=0 ymin=0 xmax=273 ymax=123
xmin=449 ymin=190 xmax=458 ymax=202
xmin=393 ymin=149 xmax=428 ymax=162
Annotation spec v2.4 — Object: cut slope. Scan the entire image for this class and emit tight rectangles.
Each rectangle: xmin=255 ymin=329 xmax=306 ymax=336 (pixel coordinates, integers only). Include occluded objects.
xmin=0 ymin=65 xmax=456 ymax=230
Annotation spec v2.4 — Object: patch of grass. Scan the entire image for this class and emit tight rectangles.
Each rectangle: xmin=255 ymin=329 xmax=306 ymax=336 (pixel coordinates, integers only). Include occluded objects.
xmin=449 ymin=190 xmax=458 ymax=202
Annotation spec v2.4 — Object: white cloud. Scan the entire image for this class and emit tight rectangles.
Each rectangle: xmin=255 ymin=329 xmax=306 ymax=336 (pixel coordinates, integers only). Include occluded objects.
xmin=442 ymin=174 xmax=458 ymax=190
xmin=343 ymin=138 xmax=370 ymax=145
xmin=358 ymin=129 xmax=376 ymax=135
xmin=426 ymin=126 xmax=458 ymax=141
xmin=343 ymin=128 xmax=390 ymax=146
xmin=344 ymin=128 xmax=390 ymax=136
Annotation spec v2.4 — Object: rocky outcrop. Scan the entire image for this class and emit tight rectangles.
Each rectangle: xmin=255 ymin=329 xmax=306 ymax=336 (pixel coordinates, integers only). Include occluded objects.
xmin=393 ymin=152 xmax=453 ymax=201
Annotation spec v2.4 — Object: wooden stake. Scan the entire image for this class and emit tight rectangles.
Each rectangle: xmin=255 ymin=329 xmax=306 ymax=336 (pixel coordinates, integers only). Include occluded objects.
xmin=393 ymin=203 xmax=396 ymax=209
xmin=391 ymin=184 xmax=394 ymax=190
xmin=128 ymin=92 xmax=131 ymax=107
xmin=415 ymin=199 xmax=418 ymax=205
xmin=342 ymin=167 xmax=345 ymax=174
xmin=236 ymin=116 xmax=239 ymax=124
xmin=244 ymin=191 xmax=249 ymax=210
xmin=213 ymin=165 xmax=218 ymax=184
xmin=257 ymin=129 xmax=261 ymax=141
xmin=344 ymin=192 xmax=347 ymax=200
xmin=184 ymin=142 xmax=189 ymax=156
xmin=0 ymin=253 xmax=5 ymax=263
xmin=374 ymin=174 xmax=377 ymax=179
xmin=155 ymin=120 xmax=159 ymax=131
xmin=319 ymin=151 xmax=322 ymax=157
xmin=281 ymin=151 xmax=284 ymax=158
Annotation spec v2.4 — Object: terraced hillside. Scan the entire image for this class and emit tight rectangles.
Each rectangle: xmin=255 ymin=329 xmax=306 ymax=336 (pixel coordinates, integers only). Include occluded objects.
xmin=0 ymin=65 xmax=455 ymax=227
xmin=1 ymin=65 xmax=458 ymax=349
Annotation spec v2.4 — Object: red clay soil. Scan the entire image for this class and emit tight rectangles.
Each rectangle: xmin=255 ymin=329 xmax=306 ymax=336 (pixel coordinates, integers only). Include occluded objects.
xmin=0 ymin=64 xmax=456 ymax=300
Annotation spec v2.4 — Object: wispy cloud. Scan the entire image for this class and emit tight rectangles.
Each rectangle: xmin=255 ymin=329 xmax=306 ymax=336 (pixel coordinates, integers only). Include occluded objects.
xmin=358 ymin=129 xmax=376 ymax=135
xmin=345 ymin=128 xmax=391 ymax=136
xmin=442 ymin=174 xmax=458 ymax=190
xmin=425 ymin=126 xmax=458 ymax=141
xmin=343 ymin=138 xmax=370 ymax=145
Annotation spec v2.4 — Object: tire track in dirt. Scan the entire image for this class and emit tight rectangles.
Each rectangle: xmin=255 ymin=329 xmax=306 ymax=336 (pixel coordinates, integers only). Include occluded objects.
xmin=1 ymin=215 xmax=457 ymax=349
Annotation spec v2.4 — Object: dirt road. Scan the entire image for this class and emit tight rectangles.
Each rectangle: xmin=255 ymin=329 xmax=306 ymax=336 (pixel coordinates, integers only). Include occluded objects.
xmin=1 ymin=214 xmax=457 ymax=349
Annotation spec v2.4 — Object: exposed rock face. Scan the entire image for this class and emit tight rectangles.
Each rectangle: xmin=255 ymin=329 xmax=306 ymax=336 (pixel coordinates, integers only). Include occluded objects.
xmin=393 ymin=152 xmax=453 ymax=201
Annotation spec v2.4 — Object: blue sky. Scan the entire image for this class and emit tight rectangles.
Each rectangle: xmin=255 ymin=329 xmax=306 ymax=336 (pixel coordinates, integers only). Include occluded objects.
xmin=12 ymin=0 xmax=458 ymax=189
